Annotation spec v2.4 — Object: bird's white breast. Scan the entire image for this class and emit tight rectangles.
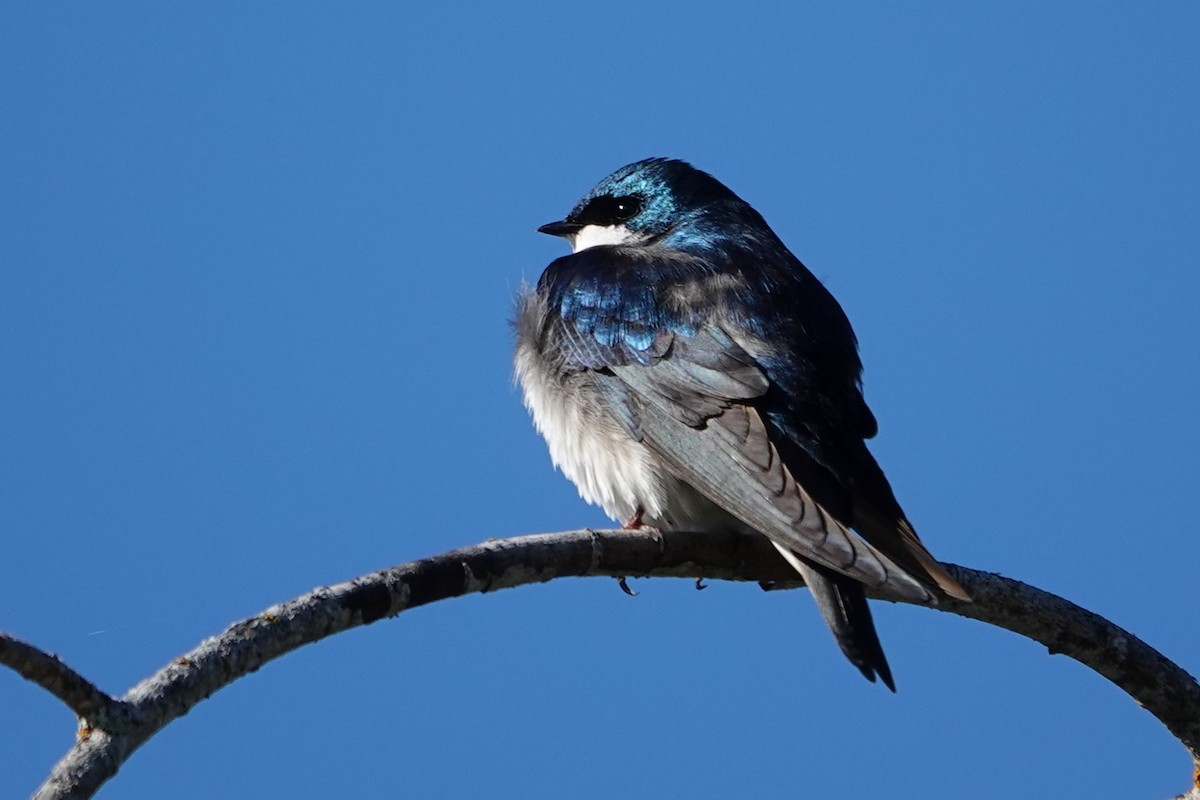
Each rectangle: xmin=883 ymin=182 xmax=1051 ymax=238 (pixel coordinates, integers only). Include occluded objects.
xmin=513 ymin=289 xmax=672 ymax=524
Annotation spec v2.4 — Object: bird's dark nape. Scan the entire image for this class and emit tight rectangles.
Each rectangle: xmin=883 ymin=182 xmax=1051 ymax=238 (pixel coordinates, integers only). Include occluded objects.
xmin=804 ymin=563 xmax=895 ymax=691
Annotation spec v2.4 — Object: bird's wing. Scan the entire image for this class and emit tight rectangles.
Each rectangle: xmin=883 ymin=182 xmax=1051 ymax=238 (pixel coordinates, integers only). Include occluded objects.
xmin=605 ymin=338 xmax=932 ymax=603
xmin=737 ymin=262 xmax=970 ymax=602
xmin=538 ymin=247 xmax=934 ymax=603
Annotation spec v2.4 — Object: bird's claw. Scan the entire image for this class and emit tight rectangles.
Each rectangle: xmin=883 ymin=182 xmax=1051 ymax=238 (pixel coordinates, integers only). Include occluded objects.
xmin=617 ymin=576 xmax=638 ymax=596
xmin=622 ymin=507 xmax=647 ymax=529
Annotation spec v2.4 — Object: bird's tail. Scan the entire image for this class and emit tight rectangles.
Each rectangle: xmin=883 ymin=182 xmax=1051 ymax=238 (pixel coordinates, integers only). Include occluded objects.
xmin=772 ymin=542 xmax=895 ymax=691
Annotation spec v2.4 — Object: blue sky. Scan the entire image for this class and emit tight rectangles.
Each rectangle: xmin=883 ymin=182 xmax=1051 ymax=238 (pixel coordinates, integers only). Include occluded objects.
xmin=2 ymin=3 xmax=1198 ymax=797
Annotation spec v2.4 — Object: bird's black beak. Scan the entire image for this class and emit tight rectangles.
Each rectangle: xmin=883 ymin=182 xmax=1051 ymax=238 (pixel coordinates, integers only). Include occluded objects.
xmin=537 ymin=220 xmax=583 ymax=238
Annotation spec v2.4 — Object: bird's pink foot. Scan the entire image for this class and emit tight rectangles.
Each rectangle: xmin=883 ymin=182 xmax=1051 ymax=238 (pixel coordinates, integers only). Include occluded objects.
xmin=622 ymin=507 xmax=647 ymax=529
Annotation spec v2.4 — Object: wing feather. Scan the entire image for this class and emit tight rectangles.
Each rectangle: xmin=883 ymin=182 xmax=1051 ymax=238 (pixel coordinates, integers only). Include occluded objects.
xmin=604 ymin=328 xmax=935 ymax=603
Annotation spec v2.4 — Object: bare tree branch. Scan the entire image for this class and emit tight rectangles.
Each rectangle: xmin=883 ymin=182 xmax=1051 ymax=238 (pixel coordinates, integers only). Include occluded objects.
xmin=0 ymin=634 xmax=139 ymax=732
xmin=6 ymin=528 xmax=1197 ymax=799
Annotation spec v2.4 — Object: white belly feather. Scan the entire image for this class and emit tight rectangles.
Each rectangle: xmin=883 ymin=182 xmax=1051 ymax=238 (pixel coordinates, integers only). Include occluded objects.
xmin=514 ymin=287 xmax=738 ymax=532
xmin=514 ymin=332 xmax=666 ymax=523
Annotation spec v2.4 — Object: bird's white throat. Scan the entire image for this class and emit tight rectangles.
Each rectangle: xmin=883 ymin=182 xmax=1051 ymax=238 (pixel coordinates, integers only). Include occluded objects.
xmin=570 ymin=224 xmax=639 ymax=253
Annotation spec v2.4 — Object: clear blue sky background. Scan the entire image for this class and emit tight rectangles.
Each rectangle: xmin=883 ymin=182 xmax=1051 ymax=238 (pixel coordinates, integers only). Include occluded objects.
xmin=2 ymin=3 xmax=1198 ymax=798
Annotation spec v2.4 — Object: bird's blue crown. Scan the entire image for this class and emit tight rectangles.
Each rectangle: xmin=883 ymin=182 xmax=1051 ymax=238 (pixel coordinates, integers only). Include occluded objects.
xmin=565 ymin=158 xmax=763 ymax=244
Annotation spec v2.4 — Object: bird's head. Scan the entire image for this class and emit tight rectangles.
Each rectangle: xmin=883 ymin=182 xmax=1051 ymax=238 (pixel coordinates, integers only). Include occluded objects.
xmin=538 ymin=158 xmax=743 ymax=253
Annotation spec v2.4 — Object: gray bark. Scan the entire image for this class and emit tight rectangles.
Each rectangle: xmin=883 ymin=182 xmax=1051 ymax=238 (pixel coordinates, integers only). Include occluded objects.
xmin=2 ymin=528 xmax=1197 ymax=799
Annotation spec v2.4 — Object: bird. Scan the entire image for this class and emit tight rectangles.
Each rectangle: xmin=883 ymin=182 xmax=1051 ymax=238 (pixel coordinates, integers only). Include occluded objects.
xmin=514 ymin=158 xmax=968 ymax=690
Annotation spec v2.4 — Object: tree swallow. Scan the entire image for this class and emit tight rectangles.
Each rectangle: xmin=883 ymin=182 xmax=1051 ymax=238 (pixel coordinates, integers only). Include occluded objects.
xmin=515 ymin=158 xmax=968 ymax=690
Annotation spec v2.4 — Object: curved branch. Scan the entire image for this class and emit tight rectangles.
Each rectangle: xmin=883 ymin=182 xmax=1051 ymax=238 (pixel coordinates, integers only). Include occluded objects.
xmin=935 ymin=565 xmax=1200 ymax=762
xmin=11 ymin=528 xmax=1198 ymax=799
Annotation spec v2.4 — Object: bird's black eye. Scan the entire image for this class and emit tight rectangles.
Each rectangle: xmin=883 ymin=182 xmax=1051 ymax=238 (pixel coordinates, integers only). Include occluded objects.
xmin=577 ymin=194 xmax=644 ymax=226
xmin=610 ymin=195 xmax=642 ymax=221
